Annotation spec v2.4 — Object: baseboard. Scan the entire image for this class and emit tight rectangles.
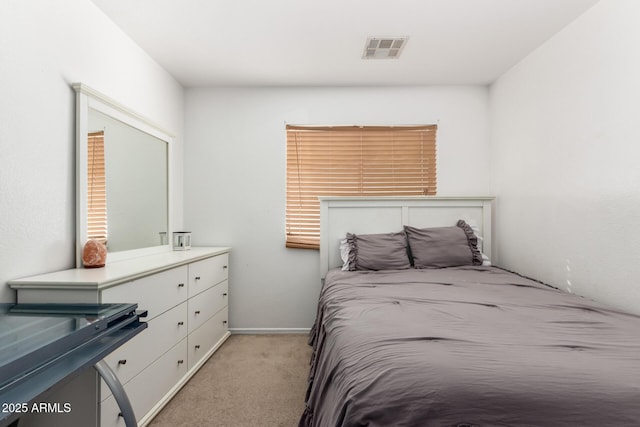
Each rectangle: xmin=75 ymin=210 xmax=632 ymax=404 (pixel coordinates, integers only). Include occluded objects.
xmin=229 ymin=328 xmax=310 ymax=334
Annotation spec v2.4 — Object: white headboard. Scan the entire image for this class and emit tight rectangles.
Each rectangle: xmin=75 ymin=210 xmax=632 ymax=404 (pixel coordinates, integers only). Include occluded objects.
xmin=319 ymin=196 xmax=494 ymax=278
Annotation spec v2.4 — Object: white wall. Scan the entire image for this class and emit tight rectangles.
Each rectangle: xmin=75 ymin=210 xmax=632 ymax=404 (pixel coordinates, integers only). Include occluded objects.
xmin=490 ymin=0 xmax=640 ymax=313
xmin=185 ymin=86 xmax=491 ymax=329
xmin=0 ymin=0 xmax=184 ymax=303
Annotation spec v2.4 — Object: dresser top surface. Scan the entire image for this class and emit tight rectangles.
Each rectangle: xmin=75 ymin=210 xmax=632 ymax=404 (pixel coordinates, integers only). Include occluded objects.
xmin=9 ymin=247 xmax=231 ymax=290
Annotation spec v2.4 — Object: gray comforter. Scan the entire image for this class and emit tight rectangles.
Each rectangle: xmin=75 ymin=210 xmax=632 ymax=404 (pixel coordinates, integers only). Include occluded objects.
xmin=300 ymin=267 xmax=640 ymax=426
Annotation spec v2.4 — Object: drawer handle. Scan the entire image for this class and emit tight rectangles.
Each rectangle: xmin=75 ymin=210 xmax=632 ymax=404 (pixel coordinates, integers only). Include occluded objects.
xmin=177 ymin=360 xmax=184 ymax=365
xmin=177 ymin=321 xmax=184 ymax=326
xmin=118 ymin=359 xmax=127 ymax=365
xmin=195 ymin=310 xmax=201 ymax=315
xmin=195 ymin=345 xmax=201 ymax=349
xmin=178 ymin=283 xmax=185 ymax=288
xmin=223 ymin=265 xmax=228 ymax=269
xmin=195 ymin=276 xmax=201 ymax=281
xmin=223 ymin=320 xmax=228 ymax=325
xmin=223 ymin=292 xmax=228 ymax=297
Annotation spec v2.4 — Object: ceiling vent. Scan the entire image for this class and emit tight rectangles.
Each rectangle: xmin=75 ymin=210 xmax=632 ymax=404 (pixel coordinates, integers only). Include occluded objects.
xmin=363 ymin=37 xmax=408 ymax=59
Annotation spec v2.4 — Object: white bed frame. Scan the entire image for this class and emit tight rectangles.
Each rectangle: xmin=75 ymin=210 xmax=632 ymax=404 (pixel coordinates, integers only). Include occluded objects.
xmin=319 ymin=196 xmax=494 ymax=278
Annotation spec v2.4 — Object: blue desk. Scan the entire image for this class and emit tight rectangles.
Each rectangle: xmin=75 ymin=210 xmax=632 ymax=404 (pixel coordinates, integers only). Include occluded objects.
xmin=0 ymin=303 xmax=147 ymax=427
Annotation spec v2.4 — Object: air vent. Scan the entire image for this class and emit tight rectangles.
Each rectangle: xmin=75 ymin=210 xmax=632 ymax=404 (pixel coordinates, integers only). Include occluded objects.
xmin=363 ymin=37 xmax=408 ymax=59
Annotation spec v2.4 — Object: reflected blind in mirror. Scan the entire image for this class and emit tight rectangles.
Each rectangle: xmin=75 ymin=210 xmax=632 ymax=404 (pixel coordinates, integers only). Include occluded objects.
xmin=87 ymin=131 xmax=107 ymax=243
xmin=286 ymin=125 xmax=437 ymax=249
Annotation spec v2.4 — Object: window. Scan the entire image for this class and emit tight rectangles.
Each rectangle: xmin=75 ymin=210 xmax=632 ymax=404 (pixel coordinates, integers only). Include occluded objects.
xmin=87 ymin=131 xmax=107 ymax=243
xmin=286 ymin=125 xmax=437 ymax=249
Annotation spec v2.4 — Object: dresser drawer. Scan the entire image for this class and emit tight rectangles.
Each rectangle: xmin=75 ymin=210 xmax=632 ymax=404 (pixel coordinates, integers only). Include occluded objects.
xmin=188 ymin=307 xmax=228 ymax=370
xmin=99 ymin=393 xmax=125 ymax=427
xmin=187 ymin=280 xmax=228 ymax=333
xmin=188 ymin=254 xmax=228 ymax=297
xmin=100 ymin=302 xmax=188 ymax=401
xmin=103 ymin=265 xmax=188 ymax=320
xmin=100 ymin=338 xmax=189 ymax=427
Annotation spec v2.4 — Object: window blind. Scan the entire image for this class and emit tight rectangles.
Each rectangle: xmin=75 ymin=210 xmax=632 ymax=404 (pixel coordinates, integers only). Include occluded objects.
xmin=87 ymin=131 xmax=107 ymax=243
xmin=286 ymin=125 xmax=437 ymax=249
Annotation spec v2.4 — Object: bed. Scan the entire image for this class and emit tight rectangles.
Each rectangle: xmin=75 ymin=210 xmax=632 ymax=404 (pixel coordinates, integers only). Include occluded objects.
xmin=300 ymin=197 xmax=640 ymax=427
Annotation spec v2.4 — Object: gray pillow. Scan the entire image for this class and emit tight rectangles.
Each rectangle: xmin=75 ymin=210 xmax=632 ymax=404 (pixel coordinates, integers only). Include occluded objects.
xmin=404 ymin=221 xmax=482 ymax=268
xmin=346 ymin=232 xmax=411 ymax=271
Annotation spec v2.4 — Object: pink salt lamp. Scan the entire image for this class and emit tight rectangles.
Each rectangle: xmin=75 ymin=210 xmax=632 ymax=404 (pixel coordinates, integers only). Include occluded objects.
xmin=82 ymin=239 xmax=107 ymax=268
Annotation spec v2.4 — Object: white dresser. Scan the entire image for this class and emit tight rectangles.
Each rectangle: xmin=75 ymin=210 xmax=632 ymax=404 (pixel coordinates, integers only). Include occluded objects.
xmin=8 ymin=247 xmax=231 ymax=427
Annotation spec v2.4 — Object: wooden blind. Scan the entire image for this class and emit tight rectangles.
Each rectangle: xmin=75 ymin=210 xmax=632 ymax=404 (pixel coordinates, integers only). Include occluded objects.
xmin=286 ymin=125 xmax=437 ymax=249
xmin=87 ymin=131 xmax=107 ymax=243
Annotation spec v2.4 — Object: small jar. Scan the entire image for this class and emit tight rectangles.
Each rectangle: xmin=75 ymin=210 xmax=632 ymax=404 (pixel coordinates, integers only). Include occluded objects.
xmin=172 ymin=232 xmax=192 ymax=251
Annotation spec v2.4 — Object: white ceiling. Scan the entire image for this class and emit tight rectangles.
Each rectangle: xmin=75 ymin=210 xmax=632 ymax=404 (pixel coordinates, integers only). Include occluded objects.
xmin=91 ymin=0 xmax=599 ymax=88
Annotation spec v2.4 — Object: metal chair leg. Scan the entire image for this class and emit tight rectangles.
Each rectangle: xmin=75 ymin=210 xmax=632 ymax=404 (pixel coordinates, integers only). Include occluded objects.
xmin=94 ymin=360 xmax=137 ymax=427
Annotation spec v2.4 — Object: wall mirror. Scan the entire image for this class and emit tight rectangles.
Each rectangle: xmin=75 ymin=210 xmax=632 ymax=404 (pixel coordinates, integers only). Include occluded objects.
xmin=74 ymin=83 xmax=172 ymax=266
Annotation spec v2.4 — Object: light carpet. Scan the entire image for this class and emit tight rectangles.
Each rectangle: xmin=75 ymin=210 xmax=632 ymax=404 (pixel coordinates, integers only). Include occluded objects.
xmin=148 ymin=334 xmax=311 ymax=427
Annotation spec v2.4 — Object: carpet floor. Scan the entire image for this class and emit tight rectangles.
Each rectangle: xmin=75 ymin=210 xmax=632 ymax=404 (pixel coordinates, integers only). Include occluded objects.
xmin=148 ymin=334 xmax=312 ymax=427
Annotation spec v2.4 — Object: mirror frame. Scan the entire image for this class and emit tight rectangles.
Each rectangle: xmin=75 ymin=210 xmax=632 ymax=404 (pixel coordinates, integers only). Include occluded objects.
xmin=74 ymin=83 xmax=173 ymax=266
